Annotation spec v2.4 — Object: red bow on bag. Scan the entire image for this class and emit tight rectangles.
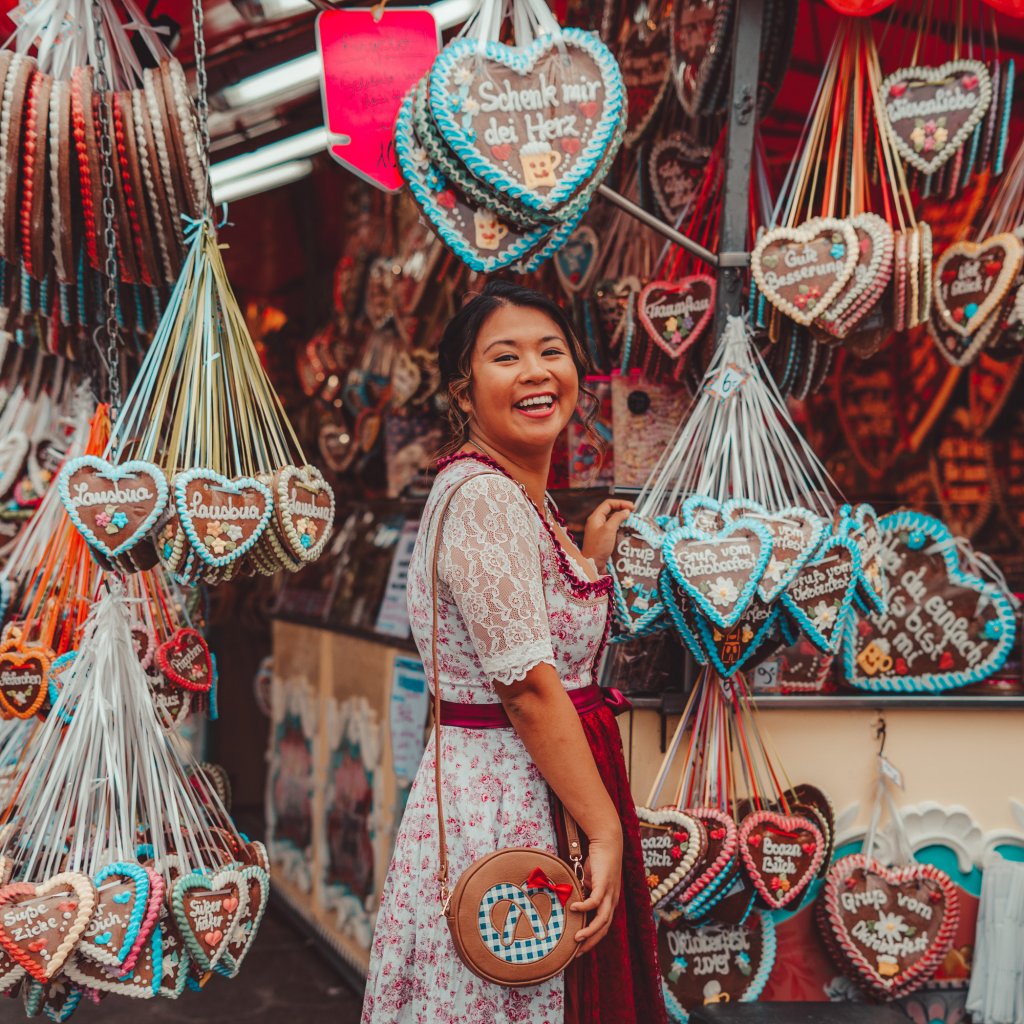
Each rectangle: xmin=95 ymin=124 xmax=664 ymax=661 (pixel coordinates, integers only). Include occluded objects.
xmin=526 ymin=868 xmax=575 ymax=908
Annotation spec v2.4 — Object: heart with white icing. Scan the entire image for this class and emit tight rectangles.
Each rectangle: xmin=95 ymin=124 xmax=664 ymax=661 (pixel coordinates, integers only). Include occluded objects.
xmin=76 ymin=862 xmax=152 ymax=971
xmin=273 ymin=465 xmax=335 ymax=563
xmin=554 ymin=225 xmax=600 ymax=295
xmin=738 ymin=810 xmax=824 ymax=910
xmin=620 ymin=22 xmax=672 ymax=147
xmin=219 ymin=866 xmax=269 ymax=976
xmin=649 ymin=133 xmax=709 ymax=223
xmin=636 ymin=806 xmax=706 ymax=910
xmin=751 ymin=219 xmax=859 ymax=325
xmin=638 ymin=276 xmax=715 ymax=360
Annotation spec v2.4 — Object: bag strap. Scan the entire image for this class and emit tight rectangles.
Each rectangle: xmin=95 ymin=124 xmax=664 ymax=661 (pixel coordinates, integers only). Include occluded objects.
xmin=429 ymin=471 xmax=584 ymax=912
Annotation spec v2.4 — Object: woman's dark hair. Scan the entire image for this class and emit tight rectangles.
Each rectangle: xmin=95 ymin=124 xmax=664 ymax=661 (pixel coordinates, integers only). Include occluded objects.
xmin=438 ymin=280 xmax=599 ymax=454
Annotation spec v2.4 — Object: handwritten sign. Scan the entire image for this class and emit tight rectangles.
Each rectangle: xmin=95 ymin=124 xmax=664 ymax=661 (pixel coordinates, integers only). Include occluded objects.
xmin=317 ymin=8 xmax=440 ymax=192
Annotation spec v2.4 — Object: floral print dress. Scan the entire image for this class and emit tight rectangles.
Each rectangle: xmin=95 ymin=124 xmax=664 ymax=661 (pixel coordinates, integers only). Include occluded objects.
xmin=361 ymin=456 xmax=611 ymax=1024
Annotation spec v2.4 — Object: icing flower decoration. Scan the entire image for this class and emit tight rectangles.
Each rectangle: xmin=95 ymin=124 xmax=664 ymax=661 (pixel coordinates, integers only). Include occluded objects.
xmin=665 ymin=316 xmax=679 ymax=333
xmin=94 ymin=505 xmax=115 ymax=529
xmin=910 ymin=117 xmax=948 ymax=154
xmin=708 ymin=577 xmax=739 ymax=608
xmin=811 ymin=600 xmax=838 ymax=630
xmin=764 ymin=555 xmax=787 ymax=583
xmin=621 ymin=575 xmax=636 ymax=590
xmin=875 ymin=912 xmax=910 ymax=940
xmin=646 ymin=873 xmax=659 ymax=889
xmin=207 ymin=521 xmax=225 ymax=538
xmin=225 ymin=524 xmax=244 ymax=543
xmin=462 ymin=96 xmax=480 ymax=116
xmin=984 ymin=620 xmax=1003 ymax=640
xmin=207 ymin=535 xmax=229 ymax=555
xmin=111 ymin=511 xmax=129 ymax=530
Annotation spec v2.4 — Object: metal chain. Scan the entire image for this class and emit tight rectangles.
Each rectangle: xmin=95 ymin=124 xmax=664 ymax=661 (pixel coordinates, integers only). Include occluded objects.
xmin=89 ymin=0 xmax=123 ymax=420
xmin=191 ymin=0 xmax=212 ymax=217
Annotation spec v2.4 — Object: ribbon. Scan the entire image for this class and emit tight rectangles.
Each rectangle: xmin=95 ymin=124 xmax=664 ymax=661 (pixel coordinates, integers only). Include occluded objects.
xmin=602 ymin=687 xmax=632 ymax=716
xmin=525 ymin=868 xmax=574 ymax=908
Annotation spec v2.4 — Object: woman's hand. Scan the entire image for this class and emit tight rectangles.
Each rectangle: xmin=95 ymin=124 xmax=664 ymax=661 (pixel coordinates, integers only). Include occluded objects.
xmin=571 ymin=829 xmax=623 ymax=956
xmin=581 ymin=499 xmax=634 ymax=571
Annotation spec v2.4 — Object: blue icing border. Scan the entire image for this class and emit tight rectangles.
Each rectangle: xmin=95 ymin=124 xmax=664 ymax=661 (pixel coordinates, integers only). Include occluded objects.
xmin=841 ymin=509 xmax=1017 ymax=692
xmin=428 ymin=29 xmax=625 ymax=216
xmin=609 ymin=514 xmax=670 ymax=638
xmin=659 ymin=570 xmax=707 ymax=664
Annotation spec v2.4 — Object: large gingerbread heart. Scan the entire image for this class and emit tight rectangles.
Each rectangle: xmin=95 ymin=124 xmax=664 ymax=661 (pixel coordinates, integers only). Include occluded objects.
xmin=662 ymin=518 xmax=773 ymax=630
xmin=0 ymin=873 xmax=97 ymax=982
xmin=0 ymin=646 xmax=51 ymax=720
xmin=881 ymin=60 xmax=992 ymax=175
xmin=658 ymin=909 xmax=775 ymax=1021
xmin=637 ymin=807 xmax=707 ymax=911
xmin=738 ymin=810 xmax=824 ymax=910
xmin=637 ymin=277 xmax=715 ymax=360
xmin=933 ymin=232 xmax=1022 ymax=346
xmin=671 ymin=0 xmax=734 ymax=117
xmin=620 ymin=22 xmax=672 ymax=147
xmin=779 ymin=535 xmax=860 ymax=654
xmin=649 ymin=133 xmax=709 ymax=223
xmin=694 ymin=598 xmax=779 ymax=680
xmin=273 ymin=464 xmax=335 ymax=563
xmin=171 ymin=870 xmax=248 ymax=972
xmin=65 ymin=923 xmax=162 ymax=998
xmin=157 ymin=628 xmax=212 ymax=694
xmin=428 ymin=29 xmax=625 ymax=216
xmin=841 ymin=509 xmax=1017 ymax=692
xmin=820 ymin=853 xmax=959 ymax=998
xmin=833 ymin=348 xmax=905 ymax=479
xmin=751 ymin=219 xmax=859 ymax=325
xmin=174 ymin=469 xmax=272 ymax=570
xmin=609 ymin=516 xmax=669 ymax=638
xmin=57 ymin=456 xmax=168 ymax=558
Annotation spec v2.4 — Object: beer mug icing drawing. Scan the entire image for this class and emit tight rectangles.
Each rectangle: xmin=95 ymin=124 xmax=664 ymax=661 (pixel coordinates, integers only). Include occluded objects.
xmin=473 ymin=209 xmax=511 ymax=250
xmin=519 ymin=142 xmax=563 ymax=189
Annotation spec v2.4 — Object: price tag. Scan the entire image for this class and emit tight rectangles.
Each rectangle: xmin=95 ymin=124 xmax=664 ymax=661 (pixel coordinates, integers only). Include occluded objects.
xmin=317 ymin=8 xmax=440 ymax=192
xmin=879 ymin=755 xmax=904 ymax=790
xmin=702 ymin=361 xmax=750 ymax=403
xmin=749 ymin=659 xmax=780 ymax=693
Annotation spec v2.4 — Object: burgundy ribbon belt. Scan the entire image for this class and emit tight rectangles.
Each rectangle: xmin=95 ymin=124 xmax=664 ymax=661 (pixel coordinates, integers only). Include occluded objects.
xmin=438 ymin=684 xmax=632 ymax=729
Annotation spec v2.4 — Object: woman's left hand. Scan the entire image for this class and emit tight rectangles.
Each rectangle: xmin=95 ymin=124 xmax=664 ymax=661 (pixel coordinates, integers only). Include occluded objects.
xmin=581 ymin=499 xmax=634 ymax=571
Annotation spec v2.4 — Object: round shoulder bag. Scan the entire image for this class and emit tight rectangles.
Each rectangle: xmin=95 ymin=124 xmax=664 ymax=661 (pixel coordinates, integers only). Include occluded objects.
xmin=429 ymin=473 xmax=586 ymax=987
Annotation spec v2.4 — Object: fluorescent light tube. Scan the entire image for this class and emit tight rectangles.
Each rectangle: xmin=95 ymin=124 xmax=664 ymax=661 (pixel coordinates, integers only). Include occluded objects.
xmin=210 ymin=127 xmax=326 ymax=186
xmin=220 ymin=52 xmax=322 ymax=108
xmin=212 ymin=158 xmax=314 ymax=203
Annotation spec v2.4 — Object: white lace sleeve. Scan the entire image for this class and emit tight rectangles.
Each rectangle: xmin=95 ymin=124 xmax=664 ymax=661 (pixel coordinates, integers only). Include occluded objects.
xmin=439 ymin=474 xmax=555 ymax=686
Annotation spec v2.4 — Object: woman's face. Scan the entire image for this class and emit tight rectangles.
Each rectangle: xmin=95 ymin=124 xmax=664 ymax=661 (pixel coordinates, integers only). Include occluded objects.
xmin=461 ymin=303 xmax=579 ymax=455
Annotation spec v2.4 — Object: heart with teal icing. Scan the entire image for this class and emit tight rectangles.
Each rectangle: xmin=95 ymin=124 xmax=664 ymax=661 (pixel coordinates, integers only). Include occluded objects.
xmin=554 ymin=225 xmax=600 ymax=295
xmin=680 ymin=494 xmax=725 ymax=534
xmin=695 ymin=598 xmax=779 ymax=680
xmin=217 ymin=866 xmax=270 ymax=977
xmin=780 ymin=535 xmax=860 ymax=654
xmin=840 ymin=503 xmax=889 ymax=614
xmin=662 ymin=517 xmax=773 ymax=629
xmin=76 ymin=862 xmax=151 ymax=971
xmin=171 ymin=870 xmax=248 ymax=972
xmin=22 ymin=978 xmax=82 ymax=1022
xmin=174 ymin=469 xmax=272 ymax=570
xmin=724 ymin=499 xmax=827 ymax=604
xmin=57 ymin=456 xmax=168 ymax=558
xmin=658 ymin=570 xmax=708 ymax=664
xmin=428 ymin=29 xmax=625 ymax=217
xmin=395 ymin=90 xmax=580 ymax=274
xmin=609 ymin=515 xmax=669 ymax=638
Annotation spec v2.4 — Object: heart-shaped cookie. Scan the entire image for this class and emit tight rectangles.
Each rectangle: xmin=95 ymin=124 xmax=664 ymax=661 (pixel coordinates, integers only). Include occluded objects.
xmin=57 ymin=456 xmax=168 ymax=558
xmin=678 ymin=808 xmax=738 ymax=919
xmin=841 ymin=503 xmax=889 ymax=615
xmin=841 ymin=509 xmax=1017 ymax=691
xmin=928 ymin=410 xmax=993 ymax=538
xmin=638 ymin=276 xmax=715 ymax=360
xmin=649 ymin=133 xmax=709 ymax=223
xmin=147 ymin=670 xmax=192 ymax=730
xmin=171 ymin=870 xmax=248 ymax=972
xmin=428 ymin=29 xmax=625 ymax=216
xmin=609 ymin=515 xmax=669 ymax=637
xmin=738 ymin=810 xmax=824 ymax=910
xmin=157 ymin=628 xmax=212 ymax=693
xmin=0 ymin=646 xmax=51 ymax=720
xmin=553 ymin=225 xmax=600 ymax=295
xmin=620 ymin=22 xmax=672 ymax=147
xmin=752 ymin=219 xmax=859 ymax=325
xmin=680 ymin=495 xmax=725 ymax=534
xmin=658 ymin=570 xmax=709 ymax=664
xmin=662 ymin=517 xmax=773 ymax=629
xmin=76 ymin=862 xmax=151 ymax=971
xmin=881 ymin=60 xmax=992 ymax=175
xmin=671 ymin=0 xmax=734 ymax=117
xmin=895 ymin=325 xmax=962 ymax=453
xmin=788 ymin=783 xmax=836 ymax=878
xmin=820 ymin=853 xmax=959 ymax=998
xmin=595 ymin=276 xmax=642 ymax=346
xmin=695 ymin=598 xmax=779 ymax=680
xmin=273 ymin=464 xmax=335 ymax=563
xmin=780 ymin=535 xmax=860 ymax=654
xmin=833 ymin=348 xmax=904 ymax=479
xmin=218 ymin=866 xmax=269 ymax=976
xmin=65 ymin=922 xmax=162 ymax=998
xmin=637 ymin=807 xmax=707 ymax=910
xmin=0 ymin=873 xmax=97 ymax=982
xmin=658 ymin=909 xmax=775 ymax=1021
xmin=174 ymin=469 xmax=272 ymax=569
xmin=933 ymin=233 xmax=1022 ymax=346
xmin=157 ymin=916 xmax=189 ymax=999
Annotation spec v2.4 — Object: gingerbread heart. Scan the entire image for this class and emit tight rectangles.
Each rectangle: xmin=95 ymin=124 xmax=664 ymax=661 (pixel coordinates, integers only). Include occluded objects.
xmin=662 ymin=517 xmax=773 ymax=630
xmin=842 ymin=503 xmax=889 ymax=615
xmin=0 ymin=646 xmax=51 ymax=720
xmin=273 ymin=465 xmax=335 ymax=563
xmin=157 ymin=916 xmax=189 ymax=999
xmin=609 ymin=516 xmax=669 ymax=638
xmin=171 ymin=870 xmax=248 ymax=972
xmin=780 ymin=536 xmax=860 ymax=654
xmin=932 ymin=233 xmax=1022 ymax=343
xmin=820 ymin=853 xmax=959 ymax=998
xmin=594 ymin=276 xmax=642 ymax=345
xmin=659 ymin=570 xmax=709 ymax=665
xmin=658 ymin=910 xmax=775 ymax=1020
xmin=638 ymin=277 xmax=715 ymax=360
xmin=57 ymin=456 xmax=168 ymax=558
xmin=76 ymin=862 xmax=152 ymax=971
xmin=841 ymin=510 xmax=1017 ymax=692
xmin=186 ymin=762 xmax=232 ymax=811
xmin=671 ymin=0 xmax=734 ymax=117
xmin=620 ymin=22 xmax=672 ymax=147
xmin=649 ymin=133 xmax=709 ymax=223
xmin=636 ymin=807 xmax=707 ymax=910
xmin=428 ymin=29 xmax=625 ymax=216
xmin=219 ymin=866 xmax=269 ymax=976
xmin=928 ymin=410 xmax=993 ymax=538
xmin=833 ymin=348 xmax=905 ymax=479
xmin=146 ymin=670 xmax=192 ymax=730
xmin=0 ymin=872 xmax=97 ymax=982
xmin=969 ymin=353 xmax=1023 ymax=435
xmin=678 ymin=808 xmax=738 ymax=919
xmin=751 ymin=219 xmax=859 ymax=325
xmin=881 ymin=61 xmax=992 ymax=175
xmin=553 ymin=225 xmax=600 ymax=295
xmin=738 ymin=810 xmax=824 ymax=910
xmin=695 ymin=598 xmax=779 ymax=680
xmin=157 ymin=628 xmax=212 ymax=694
xmin=174 ymin=469 xmax=272 ymax=569
xmin=65 ymin=923 xmax=162 ymax=998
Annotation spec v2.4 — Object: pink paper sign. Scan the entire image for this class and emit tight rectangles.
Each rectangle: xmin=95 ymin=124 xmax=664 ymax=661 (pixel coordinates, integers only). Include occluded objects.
xmin=316 ymin=8 xmax=440 ymax=193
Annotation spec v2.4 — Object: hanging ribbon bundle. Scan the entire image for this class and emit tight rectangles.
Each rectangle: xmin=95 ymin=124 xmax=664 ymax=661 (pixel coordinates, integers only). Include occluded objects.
xmin=394 ymin=0 xmax=626 ymax=274
xmin=638 ymin=672 xmax=833 ymax=1020
xmin=607 ymin=316 xmax=886 ymax=688
xmin=0 ymin=0 xmax=206 ymax=346
xmin=0 ymin=583 xmax=268 ymax=1008
xmin=55 ymin=218 xmax=336 ymax=587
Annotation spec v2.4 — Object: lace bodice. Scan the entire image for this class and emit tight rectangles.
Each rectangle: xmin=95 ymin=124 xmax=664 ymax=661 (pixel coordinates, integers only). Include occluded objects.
xmin=407 ymin=454 xmax=611 ymax=699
